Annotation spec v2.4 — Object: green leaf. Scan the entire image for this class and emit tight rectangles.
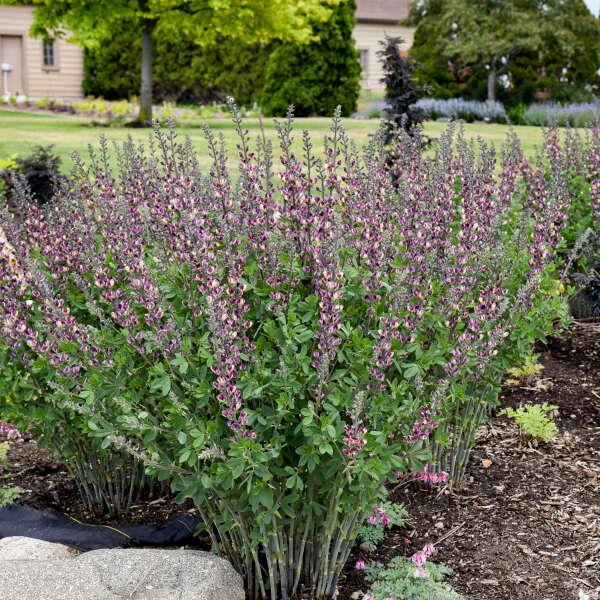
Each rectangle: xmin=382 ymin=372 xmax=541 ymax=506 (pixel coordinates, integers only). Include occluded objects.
xmin=258 ymin=487 xmax=274 ymax=509
xmin=230 ymin=459 xmax=245 ymax=479
xmin=151 ymin=375 xmax=171 ymax=396
xmin=403 ymin=364 xmax=420 ymax=379
xmin=171 ymin=355 xmax=189 ymax=375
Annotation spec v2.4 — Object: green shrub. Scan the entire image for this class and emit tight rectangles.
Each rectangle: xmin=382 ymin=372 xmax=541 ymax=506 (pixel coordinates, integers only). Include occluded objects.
xmin=83 ymin=19 xmax=272 ymax=106
xmin=261 ymin=0 xmax=360 ymax=116
xmin=0 ymin=441 xmax=21 ymax=509
xmin=34 ymin=97 xmax=51 ymax=109
xmin=0 ymin=146 xmax=61 ymax=205
xmin=507 ymin=103 xmax=527 ymax=125
xmin=500 ymin=403 xmax=559 ymax=443
xmin=364 ymin=556 xmax=464 ymax=600
xmin=0 ymin=486 xmax=22 ymax=508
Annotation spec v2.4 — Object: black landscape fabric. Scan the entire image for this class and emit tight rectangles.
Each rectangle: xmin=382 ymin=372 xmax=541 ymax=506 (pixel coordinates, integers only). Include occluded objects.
xmin=0 ymin=504 xmax=200 ymax=551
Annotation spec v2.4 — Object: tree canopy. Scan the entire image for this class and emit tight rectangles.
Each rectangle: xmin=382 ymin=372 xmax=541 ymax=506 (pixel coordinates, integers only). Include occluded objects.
xmin=408 ymin=0 xmax=600 ymax=104
xmin=23 ymin=0 xmax=341 ymax=122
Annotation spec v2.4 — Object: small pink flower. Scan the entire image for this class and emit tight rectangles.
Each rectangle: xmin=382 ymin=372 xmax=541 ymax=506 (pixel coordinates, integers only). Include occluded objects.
xmin=411 ymin=551 xmax=426 ymax=567
xmin=414 ymin=566 xmax=428 ymax=578
xmin=381 ymin=514 xmax=391 ymax=527
xmin=355 ymin=559 xmax=366 ymax=570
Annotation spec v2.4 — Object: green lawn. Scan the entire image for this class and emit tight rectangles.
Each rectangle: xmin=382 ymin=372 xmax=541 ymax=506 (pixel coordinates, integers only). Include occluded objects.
xmin=0 ymin=108 xmax=550 ymax=172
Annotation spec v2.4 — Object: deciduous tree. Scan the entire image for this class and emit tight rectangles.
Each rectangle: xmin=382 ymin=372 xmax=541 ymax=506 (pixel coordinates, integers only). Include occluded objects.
xmin=26 ymin=0 xmax=338 ymax=123
xmin=408 ymin=0 xmax=600 ymax=103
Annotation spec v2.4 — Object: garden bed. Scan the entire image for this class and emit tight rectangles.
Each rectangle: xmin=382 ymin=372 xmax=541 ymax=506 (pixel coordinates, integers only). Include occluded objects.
xmin=341 ymin=324 xmax=600 ymax=600
xmin=1 ymin=325 xmax=599 ymax=598
xmin=1 ymin=437 xmax=199 ymax=527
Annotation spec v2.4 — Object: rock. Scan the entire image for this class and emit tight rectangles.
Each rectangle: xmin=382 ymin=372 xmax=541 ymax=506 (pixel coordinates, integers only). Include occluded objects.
xmin=0 ymin=536 xmax=76 ymax=560
xmin=0 ymin=545 xmax=244 ymax=600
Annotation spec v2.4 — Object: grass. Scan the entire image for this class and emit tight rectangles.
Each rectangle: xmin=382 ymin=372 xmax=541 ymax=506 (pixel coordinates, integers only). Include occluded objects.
xmin=0 ymin=108 xmax=553 ymax=173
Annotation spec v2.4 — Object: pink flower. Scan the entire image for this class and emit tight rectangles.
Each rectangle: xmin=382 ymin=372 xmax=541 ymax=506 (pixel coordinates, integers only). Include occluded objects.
xmin=411 ymin=542 xmax=435 ymax=578
xmin=0 ymin=423 xmax=21 ymax=440
xmin=366 ymin=506 xmax=392 ymax=528
xmin=422 ymin=543 xmax=435 ymax=557
xmin=355 ymin=559 xmax=366 ymax=570
xmin=413 ymin=463 xmax=449 ymax=485
xmin=411 ymin=551 xmax=427 ymax=567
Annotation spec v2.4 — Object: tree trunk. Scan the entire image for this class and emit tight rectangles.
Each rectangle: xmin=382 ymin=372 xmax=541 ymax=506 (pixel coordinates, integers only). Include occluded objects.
xmin=487 ymin=59 xmax=497 ymax=102
xmin=138 ymin=21 xmax=154 ymax=125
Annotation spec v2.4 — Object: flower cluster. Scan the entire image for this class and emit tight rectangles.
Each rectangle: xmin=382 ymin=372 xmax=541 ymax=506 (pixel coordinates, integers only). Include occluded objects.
xmin=0 ymin=422 xmax=21 ymax=440
xmin=404 ymin=407 xmax=439 ymax=443
xmin=0 ymin=109 xmax=592 ymax=600
xmin=411 ymin=543 xmax=435 ymax=578
xmin=413 ymin=464 xmax=448 ymax=485
xmin=367 ymin=506 xmax=392 ymax=527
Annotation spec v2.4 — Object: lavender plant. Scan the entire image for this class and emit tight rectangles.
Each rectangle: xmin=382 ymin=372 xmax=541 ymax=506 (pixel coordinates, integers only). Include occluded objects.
xmin=415 ymin=98 xmax=507 ymax=123
xmin=523 ymin=102 xmax=600 ymax=128
xmin=0 ymin=105 xmax=594 ymax=598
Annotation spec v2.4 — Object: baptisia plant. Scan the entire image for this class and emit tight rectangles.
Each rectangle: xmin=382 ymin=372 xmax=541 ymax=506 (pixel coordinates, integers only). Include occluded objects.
xmin=0 ymin=107 xmax=590 ymax=598
xmin=0 ymin=112 xmax=433 ymax=599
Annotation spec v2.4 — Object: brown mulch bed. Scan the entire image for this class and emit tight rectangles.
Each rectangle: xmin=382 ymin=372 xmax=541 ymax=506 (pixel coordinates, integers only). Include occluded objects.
xmin=1 ymin=325 xmax=600 ymax=599
xmin=340 ymin=323 xmax=600 ymax=600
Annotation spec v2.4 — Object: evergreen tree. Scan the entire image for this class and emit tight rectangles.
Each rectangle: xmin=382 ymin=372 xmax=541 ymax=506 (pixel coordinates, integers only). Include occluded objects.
xmin=261 ymin=0 xmax=361 ymax=117
xmin=378 ymin=36 xmax=429 ymax=140
xmin=83 ymin=21 xmax=272 ymax=106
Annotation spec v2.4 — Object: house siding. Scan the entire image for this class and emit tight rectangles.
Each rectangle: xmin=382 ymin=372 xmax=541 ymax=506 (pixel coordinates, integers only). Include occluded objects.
xmin=353 ymin=22 xmax=414 ymax=90
xmin=0 ymin=5 xmax=83 ymax=99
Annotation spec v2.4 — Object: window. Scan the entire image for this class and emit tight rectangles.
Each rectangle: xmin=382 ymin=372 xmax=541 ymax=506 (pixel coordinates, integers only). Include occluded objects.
xmin=359 ymin=49 xmax=369 ymax=78
xmin=43 ymin=40 xmax=55 ymax=68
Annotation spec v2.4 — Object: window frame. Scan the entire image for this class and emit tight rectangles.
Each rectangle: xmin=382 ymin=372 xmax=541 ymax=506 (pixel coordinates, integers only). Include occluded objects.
xmin=359 ymin=48 xmax=369 ymax=80
xmin=42 ymin=39 xmax=58 ymax=71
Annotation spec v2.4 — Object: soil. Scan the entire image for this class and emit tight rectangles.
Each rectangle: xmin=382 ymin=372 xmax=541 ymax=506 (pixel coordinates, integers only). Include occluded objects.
xmin=1 ymin=324 xmax=599 ymax=599
xmin=0 ymin=437 xmax=199 ymax=525
xmin=340 ymin=323 xmax=600 ymax=600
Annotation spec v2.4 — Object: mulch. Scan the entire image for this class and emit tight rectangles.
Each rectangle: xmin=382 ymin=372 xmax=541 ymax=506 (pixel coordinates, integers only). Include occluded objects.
xmin=2 ymin=324 xmax=599 ymax=600
xmin=340 ymin=322 xmax=600 ymax=600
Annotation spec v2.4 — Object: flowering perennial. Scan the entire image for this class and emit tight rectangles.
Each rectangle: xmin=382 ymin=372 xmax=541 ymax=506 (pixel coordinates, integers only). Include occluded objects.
xmin=1 ymin=110 xmax=597 ymax=599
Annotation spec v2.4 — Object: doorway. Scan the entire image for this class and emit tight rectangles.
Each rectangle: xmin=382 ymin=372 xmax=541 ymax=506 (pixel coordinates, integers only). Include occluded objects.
xmin=1 ymin=35 xmax=24 ymax=95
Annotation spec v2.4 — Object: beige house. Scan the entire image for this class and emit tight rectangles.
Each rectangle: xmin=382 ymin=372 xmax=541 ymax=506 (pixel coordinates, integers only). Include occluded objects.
xmin=0 ymin=4 xmax=83 ymax=99
xmin=353 ymin=0 xmax=415 ymax=90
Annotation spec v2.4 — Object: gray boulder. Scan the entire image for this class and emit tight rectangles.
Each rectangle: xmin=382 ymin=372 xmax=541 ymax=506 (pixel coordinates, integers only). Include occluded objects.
xmin=0 ymin=536 xmax=76 ymax=561
xmin=0 ymin=541 xmax=244 ymax=600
